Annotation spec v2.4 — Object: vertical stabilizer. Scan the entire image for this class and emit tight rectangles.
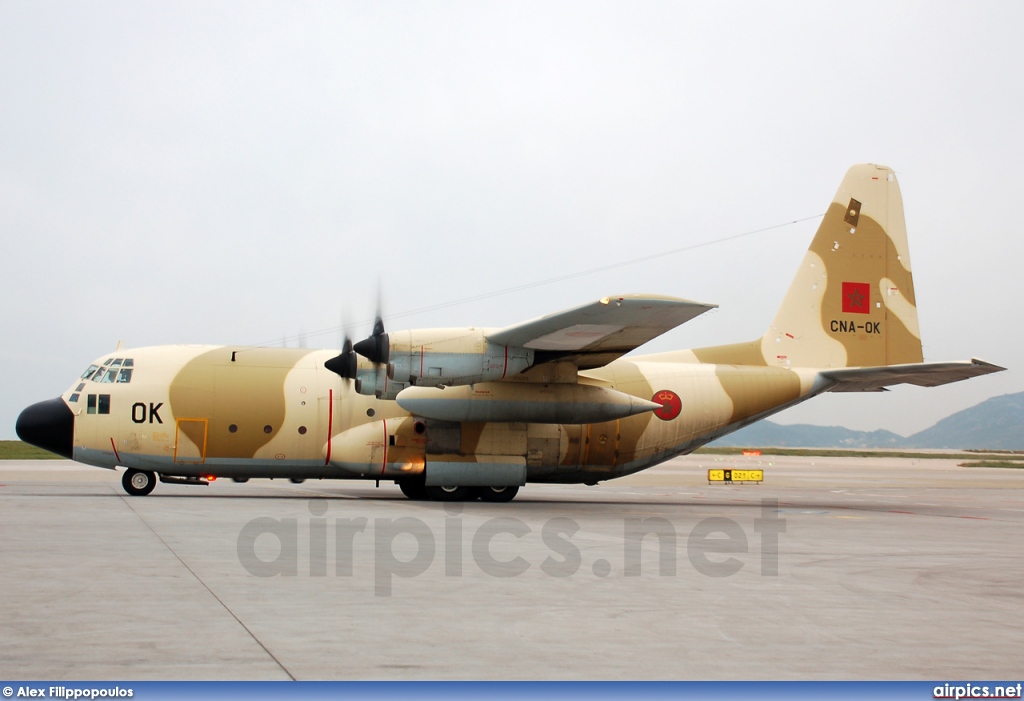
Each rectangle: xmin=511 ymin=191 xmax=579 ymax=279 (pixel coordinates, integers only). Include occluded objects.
xmin=762 ymin=164 xmax=923 ymax=369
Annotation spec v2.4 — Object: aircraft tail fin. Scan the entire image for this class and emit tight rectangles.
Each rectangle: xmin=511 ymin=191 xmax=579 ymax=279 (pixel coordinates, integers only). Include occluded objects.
xmin=763 ymin=163 xmax=923 ymax=369
xmin=683 ymin=165 xmax=1004 ymax=388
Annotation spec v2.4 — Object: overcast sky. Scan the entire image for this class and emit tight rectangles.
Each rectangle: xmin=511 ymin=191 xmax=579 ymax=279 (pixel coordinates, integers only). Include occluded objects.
xmin=2 ymin=1 xmax=1021 ymax=439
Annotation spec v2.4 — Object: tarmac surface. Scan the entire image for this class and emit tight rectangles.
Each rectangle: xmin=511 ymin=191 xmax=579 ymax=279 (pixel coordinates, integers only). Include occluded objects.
xmin=1 ymin=454 xmax=1022 ymax=680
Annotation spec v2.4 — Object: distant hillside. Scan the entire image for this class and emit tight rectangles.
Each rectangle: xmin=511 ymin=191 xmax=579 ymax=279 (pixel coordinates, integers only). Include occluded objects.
xmin=710 ymin=421 xmax=905 ymax=449
xmin=904 ymin=392 xmax=1024 ymax=450
xmin=711 ymin=391 xmax=1024 ymax=450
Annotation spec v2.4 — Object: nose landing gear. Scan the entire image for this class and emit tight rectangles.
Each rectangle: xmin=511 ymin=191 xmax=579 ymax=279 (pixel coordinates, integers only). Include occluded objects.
xmin=122 ymin=469 xmax=156 ymax=496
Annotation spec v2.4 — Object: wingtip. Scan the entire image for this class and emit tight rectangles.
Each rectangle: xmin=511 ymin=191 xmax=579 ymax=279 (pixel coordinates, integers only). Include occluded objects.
xmin=969 ymin=358 xmax=1008 ymax=373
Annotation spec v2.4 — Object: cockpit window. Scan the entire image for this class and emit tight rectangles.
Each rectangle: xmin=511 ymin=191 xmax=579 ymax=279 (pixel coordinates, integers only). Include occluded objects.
xmin=82 ymin=358 xmax=134 ymax=382
xmin=69 ymin=393 xmax=80 ymax=403
xmin=86 ymin=394 xmax=111 ymax=414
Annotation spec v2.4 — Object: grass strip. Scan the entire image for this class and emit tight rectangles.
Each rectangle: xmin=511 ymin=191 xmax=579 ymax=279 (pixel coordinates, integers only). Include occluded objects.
xmin=0 ymin=441 xmax=64 ymax=460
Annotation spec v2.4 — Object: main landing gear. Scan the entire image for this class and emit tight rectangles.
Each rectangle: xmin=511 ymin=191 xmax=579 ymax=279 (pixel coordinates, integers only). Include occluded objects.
xmin=398 ymin=474 xmax=429 ymax=500
xmin=122 ymin=469 xmax=156 ymax=497
xmin=397 ymin=475 xmax=520 ymax=502
xmin=476 ymin=485 xmax=519 ymax=503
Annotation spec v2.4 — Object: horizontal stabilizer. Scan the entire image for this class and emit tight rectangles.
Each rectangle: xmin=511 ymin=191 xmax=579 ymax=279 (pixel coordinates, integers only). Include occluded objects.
xmin=821 ymin=358 xmax=1005 ymax=393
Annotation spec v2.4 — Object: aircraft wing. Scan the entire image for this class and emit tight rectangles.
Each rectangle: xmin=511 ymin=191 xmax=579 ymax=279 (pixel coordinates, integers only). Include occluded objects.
xmin=821 ymin=359 xmax=1005 ymax=393
xmin=487 ymin=294 xmax=716 ymax=369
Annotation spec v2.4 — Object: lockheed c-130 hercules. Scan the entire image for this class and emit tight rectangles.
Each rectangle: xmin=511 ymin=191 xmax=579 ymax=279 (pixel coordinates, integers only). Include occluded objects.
xmin=16 ymin=164 xmax=1005 ymax=501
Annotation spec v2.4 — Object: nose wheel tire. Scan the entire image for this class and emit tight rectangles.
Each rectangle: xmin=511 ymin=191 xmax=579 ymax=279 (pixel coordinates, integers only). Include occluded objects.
xmin=426 ymin=485 xmax=475 ymax=502
xmin=476 ymin=485 xmax=520 ymax=503
xmin=122 ymin=469 xmax=156 ymax=496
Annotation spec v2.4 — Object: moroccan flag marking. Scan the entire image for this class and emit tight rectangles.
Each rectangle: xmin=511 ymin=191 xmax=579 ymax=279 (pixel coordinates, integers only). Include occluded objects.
xmin=842 ymin=282 xmax=870 ymax=314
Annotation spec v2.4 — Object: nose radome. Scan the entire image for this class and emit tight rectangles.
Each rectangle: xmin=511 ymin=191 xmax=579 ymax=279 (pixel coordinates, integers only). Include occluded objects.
xmin=16 ymin=398 xmax=74 ymax=459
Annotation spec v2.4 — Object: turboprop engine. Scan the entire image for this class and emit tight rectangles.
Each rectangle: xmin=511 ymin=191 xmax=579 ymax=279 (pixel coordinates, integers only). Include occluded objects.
xmin=355 ymin=327 xmax=535 ymax=390
xmin=326 ymin=321 xmax=535 ymax=399
xmin=387 ymin=329 xmax=535 ymax=386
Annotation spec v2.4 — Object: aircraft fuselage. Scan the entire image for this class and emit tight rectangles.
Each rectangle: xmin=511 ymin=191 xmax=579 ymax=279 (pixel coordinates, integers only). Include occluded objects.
xmin=42 ymin=344 xmax=822 ymax=486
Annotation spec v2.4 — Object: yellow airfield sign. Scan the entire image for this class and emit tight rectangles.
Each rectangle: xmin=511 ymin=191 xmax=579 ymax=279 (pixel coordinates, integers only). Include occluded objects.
xmin=708 ymin=469 xmax=764 ymax=484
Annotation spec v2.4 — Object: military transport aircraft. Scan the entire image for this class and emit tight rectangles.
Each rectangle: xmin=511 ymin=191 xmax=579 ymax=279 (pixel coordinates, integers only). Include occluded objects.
xmin=16 ymin=164 xmax=1004 ymax=501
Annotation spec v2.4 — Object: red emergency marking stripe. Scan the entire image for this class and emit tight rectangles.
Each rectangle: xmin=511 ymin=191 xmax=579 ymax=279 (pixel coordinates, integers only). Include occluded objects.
xmin=109 ymin=437 xmax=121 ymax=464
xmin=785 ymin=333 xmax=794 ymax=339
xmin=502 ymin=345 xmax=508 ymax=379
xmin=381 ymin=419 xmax=388 ymax=476
xmin=324 ymin=388 xmax=334 ymax=466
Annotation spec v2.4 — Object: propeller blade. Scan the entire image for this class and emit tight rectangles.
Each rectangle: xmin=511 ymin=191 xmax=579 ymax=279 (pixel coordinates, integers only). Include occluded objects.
xmin=325 ymin=337 xmax=357 ymax=380
xmin=353 ymin=332 xmax=389 ymax=365
xmin=354 ymin=310 xmax=389 ymax=365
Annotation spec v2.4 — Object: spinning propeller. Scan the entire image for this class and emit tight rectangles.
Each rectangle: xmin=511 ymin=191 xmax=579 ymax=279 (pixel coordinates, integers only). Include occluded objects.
xmin=324 ymin=335 xmax=357 ymax=380
xmin=353 ymin=313 xmax=389 ymax=366
xmin=325 ymin=294 xmax=389 ymax=382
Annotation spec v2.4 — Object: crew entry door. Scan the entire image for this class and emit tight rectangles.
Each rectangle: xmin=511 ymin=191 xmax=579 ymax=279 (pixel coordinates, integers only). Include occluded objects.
xmin=174 ymin=418 xmax=208 ymax=464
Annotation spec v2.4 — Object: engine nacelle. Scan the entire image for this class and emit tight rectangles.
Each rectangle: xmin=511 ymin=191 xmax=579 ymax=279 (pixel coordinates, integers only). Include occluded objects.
xmin=354 ymin=365 xmax=408 ymax=401
xmin=385 ymin=328 xmax=534 ymax=388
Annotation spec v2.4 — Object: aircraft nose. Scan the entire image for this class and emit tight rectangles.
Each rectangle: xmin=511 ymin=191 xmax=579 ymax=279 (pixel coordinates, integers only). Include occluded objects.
xmin=16 ymin=398 xmax=74 ymax=459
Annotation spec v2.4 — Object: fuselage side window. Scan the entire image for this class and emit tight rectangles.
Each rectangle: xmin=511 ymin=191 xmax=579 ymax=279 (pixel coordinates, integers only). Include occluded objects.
xmin=87 ymin=395 xmax=97 ymax=414
xmin=98 ymin=394 xmax=110 ymax=414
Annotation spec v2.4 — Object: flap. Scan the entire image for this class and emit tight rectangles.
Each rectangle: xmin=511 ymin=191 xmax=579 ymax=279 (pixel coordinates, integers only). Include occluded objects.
xmin=487 ymin=294 xmax=716 ymax=368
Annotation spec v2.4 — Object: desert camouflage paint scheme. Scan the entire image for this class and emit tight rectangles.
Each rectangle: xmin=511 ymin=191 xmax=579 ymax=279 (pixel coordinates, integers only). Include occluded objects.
xmin=16 ymin=165 xmax=1004 ymax=500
